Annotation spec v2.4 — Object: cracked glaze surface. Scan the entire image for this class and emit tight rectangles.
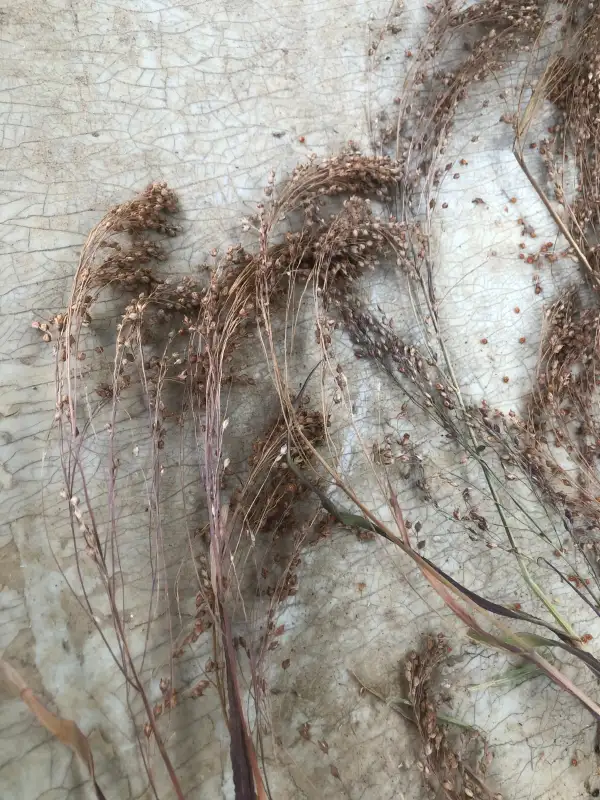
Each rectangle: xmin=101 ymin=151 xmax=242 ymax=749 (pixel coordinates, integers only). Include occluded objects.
xmin=1 ymin=2 xmax=599 ymax=798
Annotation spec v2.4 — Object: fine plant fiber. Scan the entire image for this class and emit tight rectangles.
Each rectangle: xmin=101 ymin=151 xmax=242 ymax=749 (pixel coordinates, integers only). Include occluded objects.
xmin=22 ymin=1 xmax=600 ymax=798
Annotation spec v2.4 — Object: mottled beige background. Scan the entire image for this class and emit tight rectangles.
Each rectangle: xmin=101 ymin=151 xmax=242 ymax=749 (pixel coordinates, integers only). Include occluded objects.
xmin=1 ymin=1 xmax=599 ymax=798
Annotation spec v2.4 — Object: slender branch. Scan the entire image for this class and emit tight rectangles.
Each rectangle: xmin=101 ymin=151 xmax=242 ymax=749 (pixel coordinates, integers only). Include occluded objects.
xmin=513 ymin=148 xmax=595 ymax=283
xmin=349 ymin=670 xmax=475 ymax=730
xmin=414 ymin=252 xmax=578 ymax=639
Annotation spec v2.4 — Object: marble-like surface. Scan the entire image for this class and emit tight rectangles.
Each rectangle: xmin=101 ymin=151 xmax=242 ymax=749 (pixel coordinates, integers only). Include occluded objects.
xmin=1 ymin=1 xmax=599 ymax=798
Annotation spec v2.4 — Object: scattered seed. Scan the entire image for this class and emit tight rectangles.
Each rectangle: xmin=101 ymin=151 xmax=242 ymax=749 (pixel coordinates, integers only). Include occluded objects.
xmin=299 ymin=722 xmax=311 ymax=740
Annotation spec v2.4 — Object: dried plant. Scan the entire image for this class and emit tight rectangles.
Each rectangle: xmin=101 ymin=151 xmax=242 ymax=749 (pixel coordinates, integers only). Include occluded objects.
xmin=405 ymin=635 xmax=495 ymax=800
xmin=33 ymin=5 xmax=600 ymax=798
xmin=40 ymin=143 xmax=600 ymax=796
xmin=0 ymin=659 xmax=106 ymax=800
xmin=505 ymin=6 xmax=600 ymax=588
xmin=45 ymin=183 xmax=191 ymax=800
xmin=545 ymin=8 xmax=600 ymax=267
xmin=393 ymin=0 xmax=546 ymax=184
xmin=39 ymin=153 xmax=409 ymax=797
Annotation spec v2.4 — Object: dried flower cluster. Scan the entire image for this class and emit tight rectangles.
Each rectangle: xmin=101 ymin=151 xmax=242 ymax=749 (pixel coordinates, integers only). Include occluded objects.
xmin=532 ymin=290 xmax=600 ymax=434
xmin=396 ymin=0 xmax=545 ymax=175
xmin=39 ymin=7 xmax=600 ymax=795
xmin=406 ymin=635 xmax=496 ymax=800
xmin=45 ymin=151 xmax=434 ymax=799
xmin=241 ymin=400 xmax=327 ymax=533
xmin=544 ymin=9 xmax=600 ymax=283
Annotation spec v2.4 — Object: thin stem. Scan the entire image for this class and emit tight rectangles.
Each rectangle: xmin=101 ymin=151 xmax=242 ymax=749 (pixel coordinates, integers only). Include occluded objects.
xmin=415 ymin=257 xmax=578 ymax=639
xmin=349 ymin=670 xmax=476 ymax=730
xmin=513 ymin=148 xmax=595 ymax=283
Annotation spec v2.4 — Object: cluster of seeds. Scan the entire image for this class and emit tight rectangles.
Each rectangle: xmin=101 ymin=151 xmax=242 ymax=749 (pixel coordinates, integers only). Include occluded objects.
xmin=242 ymin=399 xmax=327 ymax=535
xmin=531 ymin=289 xmax=600 ymax=433
xmin=543 ymin=10 xmax=600 ymax=285
xmin=406 ymin=634 xmax=498 ymax=800
xmin=451 ymin=0 xmax=543 ymax=33
xmin=401 ymin=0 xmax=544 ymax=173
xmin=107 ymin=180 xmax=179 ymax=236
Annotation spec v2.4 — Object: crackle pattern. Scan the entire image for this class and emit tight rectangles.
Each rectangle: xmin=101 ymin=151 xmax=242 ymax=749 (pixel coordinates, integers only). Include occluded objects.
xmin=1 ymin=2 xmax=599 ymax=799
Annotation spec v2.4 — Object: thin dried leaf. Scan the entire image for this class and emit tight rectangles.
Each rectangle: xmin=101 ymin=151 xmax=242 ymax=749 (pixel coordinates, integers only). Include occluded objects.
xmin=0 ymin=659 xmax=106 ymax=800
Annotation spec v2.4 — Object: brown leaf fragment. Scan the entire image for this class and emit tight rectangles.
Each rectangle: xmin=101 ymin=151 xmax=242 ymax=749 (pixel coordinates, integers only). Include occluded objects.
xmin=0 ymin=659 xmax=106 ymax=800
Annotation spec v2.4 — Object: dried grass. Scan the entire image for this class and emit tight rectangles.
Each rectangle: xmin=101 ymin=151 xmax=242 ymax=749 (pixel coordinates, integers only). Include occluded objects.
xmin=405 ymin=636 xmax=496 ymax=800
xmin=393 ymin=0 xmax=545 ymax=183
xmin=31 ymin=2 xmax=600 ymax=798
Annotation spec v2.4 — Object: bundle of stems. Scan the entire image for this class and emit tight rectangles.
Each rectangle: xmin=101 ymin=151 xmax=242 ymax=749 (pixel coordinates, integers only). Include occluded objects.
xmin=28 ymin=3 xmax=600 ymax=797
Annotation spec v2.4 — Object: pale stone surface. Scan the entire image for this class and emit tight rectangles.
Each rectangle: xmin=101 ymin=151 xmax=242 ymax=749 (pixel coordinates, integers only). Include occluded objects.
xmin=1 ymin=2 xmax=599 ymax=799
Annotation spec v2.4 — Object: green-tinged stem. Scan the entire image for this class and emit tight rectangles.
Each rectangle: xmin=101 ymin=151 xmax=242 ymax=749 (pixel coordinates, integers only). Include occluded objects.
xmin=467 ymin=663 xmax=542 ymax=692
xmin=415 ymin=260 xmax=578 ymax=640
xmin=349 ymin=670 xmax=476 ymax=731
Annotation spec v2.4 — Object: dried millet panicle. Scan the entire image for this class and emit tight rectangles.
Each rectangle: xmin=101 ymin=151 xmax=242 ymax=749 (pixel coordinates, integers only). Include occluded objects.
xmin=110 ymin=180 xmax=179 ymax=235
